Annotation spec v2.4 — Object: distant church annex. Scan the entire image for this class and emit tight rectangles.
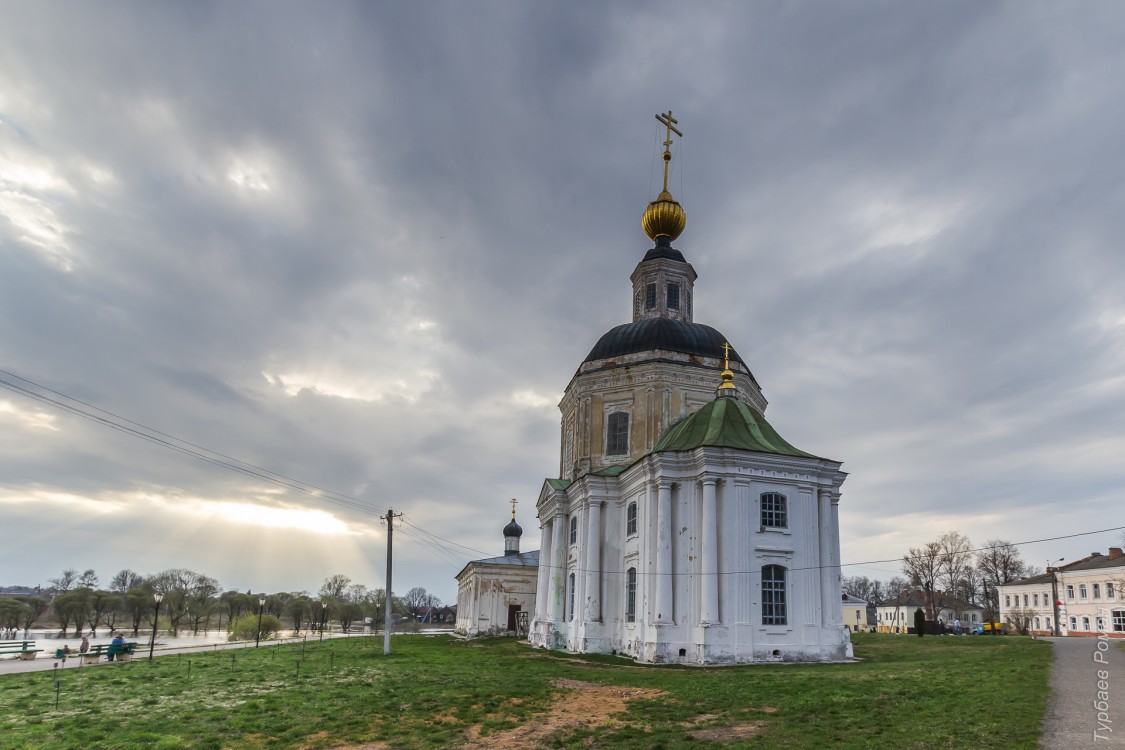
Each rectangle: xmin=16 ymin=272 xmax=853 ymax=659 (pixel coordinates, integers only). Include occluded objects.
xmin=462 ymin=113 xmax=851 ymax=664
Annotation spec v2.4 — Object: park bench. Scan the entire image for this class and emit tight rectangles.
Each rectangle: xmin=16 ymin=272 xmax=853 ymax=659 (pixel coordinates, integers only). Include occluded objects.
xmin=0 ymin=640 xmax=42 ymax=660
xmin=80 ymin=642 xmax=139 ymax=664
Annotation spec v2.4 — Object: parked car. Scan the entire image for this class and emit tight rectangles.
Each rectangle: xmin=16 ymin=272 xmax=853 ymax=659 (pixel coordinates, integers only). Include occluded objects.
xmin=972 ymin=622 xmax=1011 ymax=635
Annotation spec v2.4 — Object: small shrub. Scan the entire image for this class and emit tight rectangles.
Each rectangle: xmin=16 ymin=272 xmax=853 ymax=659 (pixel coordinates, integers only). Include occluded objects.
xmin=228 ymin=613 xmax=282 ymax=642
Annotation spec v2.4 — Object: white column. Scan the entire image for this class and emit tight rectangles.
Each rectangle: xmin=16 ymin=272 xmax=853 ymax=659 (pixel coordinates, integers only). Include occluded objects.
xmin=535 ymin=521 xmax=552 ymax=621
xmin=549 ymin=512 xmax=567 ymax=622
xmin=818 ymin=488 xmax=835 ymax=627
xmin=700 ymin=477 xmax=719 ymax=625
xmin=584 ymin=501 xmax=602 ymax=622
xmin=655 ymin=481 xmax=674 ymax=624
xmin=828 ymin=497 xmax=843 ymax=625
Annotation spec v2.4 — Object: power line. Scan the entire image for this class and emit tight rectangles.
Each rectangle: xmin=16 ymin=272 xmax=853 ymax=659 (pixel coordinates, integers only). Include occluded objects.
xmin=0 ymin=370 xmax=389 ymax=518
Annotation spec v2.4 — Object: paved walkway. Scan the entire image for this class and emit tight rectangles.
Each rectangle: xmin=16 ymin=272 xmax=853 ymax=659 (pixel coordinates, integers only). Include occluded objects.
xmin=1041 ymin=636 xmax=1124 ymax=749
xmin=0 ymin=632 xmax=366 ymax=676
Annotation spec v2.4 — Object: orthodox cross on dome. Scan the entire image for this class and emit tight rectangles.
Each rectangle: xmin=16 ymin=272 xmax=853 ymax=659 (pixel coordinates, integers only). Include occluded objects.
xmin=718 ymin=341 xmax=736 ymax=392
xmin=510 ymin=498 xmax=518 ymax=520
xmin=655 ymin=110 xmax=683 ymax=193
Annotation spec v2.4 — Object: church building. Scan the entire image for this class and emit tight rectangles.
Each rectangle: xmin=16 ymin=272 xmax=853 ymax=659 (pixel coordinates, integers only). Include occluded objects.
xmin=454 ymin=501 xmax=539 ymax=637
xmin=526 ymin=113 xmax=851 ymax=664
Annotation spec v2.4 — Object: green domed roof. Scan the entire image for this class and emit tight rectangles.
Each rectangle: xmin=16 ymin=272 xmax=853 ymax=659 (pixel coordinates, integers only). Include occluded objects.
xmin=654 ymin=397 xmax=825 ymax=459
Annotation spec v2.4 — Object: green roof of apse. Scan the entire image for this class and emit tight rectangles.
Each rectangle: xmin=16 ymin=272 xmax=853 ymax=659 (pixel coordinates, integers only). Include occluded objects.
xmin=653 ymin=397 xmax=827 ymax=460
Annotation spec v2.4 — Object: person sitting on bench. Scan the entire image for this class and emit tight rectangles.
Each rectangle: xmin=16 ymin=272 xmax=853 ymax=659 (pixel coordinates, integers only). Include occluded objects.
xmin=107 ymin=633 xmax=125 ymax=661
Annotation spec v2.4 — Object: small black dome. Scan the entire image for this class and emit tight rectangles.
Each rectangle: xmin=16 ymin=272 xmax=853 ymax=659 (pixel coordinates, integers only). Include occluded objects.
xmin=583 ymin=318 xmax=741 ymax=365
xmin=503 ymin=519 xmax=523 ymax=538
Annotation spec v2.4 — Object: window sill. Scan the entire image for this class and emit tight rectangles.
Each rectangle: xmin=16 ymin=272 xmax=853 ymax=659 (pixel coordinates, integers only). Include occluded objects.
xmin=759 ymin=526 xmax=791 ymax=535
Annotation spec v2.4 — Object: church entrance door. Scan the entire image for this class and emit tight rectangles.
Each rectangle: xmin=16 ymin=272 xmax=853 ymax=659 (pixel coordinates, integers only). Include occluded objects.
xmin=507 ymin=605 xmax=521 ymax=632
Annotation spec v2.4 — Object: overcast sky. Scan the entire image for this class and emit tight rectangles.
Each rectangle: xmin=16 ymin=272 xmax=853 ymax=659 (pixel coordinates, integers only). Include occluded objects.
xmin=2 ymin=2 xmax=1123 ymax=604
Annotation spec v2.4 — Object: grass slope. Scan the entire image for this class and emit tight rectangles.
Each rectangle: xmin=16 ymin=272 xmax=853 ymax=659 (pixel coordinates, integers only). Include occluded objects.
xmin=0 ymin=633 xmax=1050 ymax=749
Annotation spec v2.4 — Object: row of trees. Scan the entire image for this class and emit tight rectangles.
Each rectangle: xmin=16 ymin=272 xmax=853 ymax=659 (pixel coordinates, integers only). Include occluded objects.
xmin=842 ymin=533 xmax=1038 ymax=620
xmin=2 ymin=568 xmax=445 ymax=638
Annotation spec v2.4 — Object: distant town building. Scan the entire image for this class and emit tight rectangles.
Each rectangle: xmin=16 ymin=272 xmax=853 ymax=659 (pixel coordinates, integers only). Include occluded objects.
xmin=999 ymin=548 xmax=1124 ymax=637
xmin=842 ymin=593 xmax=869 ymax=633
xmin=876 ymin=589 xmax=983 ymax=633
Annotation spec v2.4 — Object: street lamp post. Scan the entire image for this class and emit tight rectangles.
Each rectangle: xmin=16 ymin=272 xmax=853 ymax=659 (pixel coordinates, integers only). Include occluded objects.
xmin=255 ymin=597 xmax=266 ymax=648
xmin=148 ymin=592 xmax=164 ymax=662
xmin=320 ymin=601 xmax=327 ymax=642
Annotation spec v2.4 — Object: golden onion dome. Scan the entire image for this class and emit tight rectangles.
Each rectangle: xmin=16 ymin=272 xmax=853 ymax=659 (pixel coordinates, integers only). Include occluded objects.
xmin=642 ymin=190 xmax=687 ymax=241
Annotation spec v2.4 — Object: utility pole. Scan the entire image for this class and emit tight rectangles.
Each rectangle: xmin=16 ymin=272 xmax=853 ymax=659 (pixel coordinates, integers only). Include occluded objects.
xmin=383 ymin=508 xmax=402 ymax=655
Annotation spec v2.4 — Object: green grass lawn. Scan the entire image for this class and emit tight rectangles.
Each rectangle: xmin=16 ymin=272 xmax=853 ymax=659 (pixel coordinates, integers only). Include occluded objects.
xmin=0 ymin=633 xmax=1051 ymax=750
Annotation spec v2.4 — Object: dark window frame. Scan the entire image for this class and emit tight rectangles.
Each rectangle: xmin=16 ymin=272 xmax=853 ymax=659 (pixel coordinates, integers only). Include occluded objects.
xmin=667 ymin=282 xmax=680 ymax=310
xmin=569 ymin=516 xmax=578 ymax=545
xmin=762 ymin=565 xmax=787 ymax=626
xmin=760 ymin=492 xmax=788 ymax=529
xmin=625 ymin=568 xmax=637 ymax=623
xmin=626 ymin=501 xmax=637 ymax=536
xmin=606 ymin=411 xmax=629 ymax=456
xmin=645 ymin=283 xmax=657 ymax=310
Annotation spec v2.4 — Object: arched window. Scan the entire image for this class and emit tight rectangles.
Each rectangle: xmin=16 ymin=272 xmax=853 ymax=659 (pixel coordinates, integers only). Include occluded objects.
xmin=568 ymin=573 xmax=576 ymax=621
xmin=626 ymin=501 xmax=637 ymax=536
xmin=1033 ymin=616 xmax=1040 ymax=630
xmin=569 ymin=516 xmax=578 ymax=545
xmin=606 ymin=412 xmax=629 ymax=456
xmin=762 ymin=565 xmax=787 ymax=626
xmin=625 ymin=568 xmax=637 ymax=623
xmin=760 ymin=493 xmax=787 ymax=529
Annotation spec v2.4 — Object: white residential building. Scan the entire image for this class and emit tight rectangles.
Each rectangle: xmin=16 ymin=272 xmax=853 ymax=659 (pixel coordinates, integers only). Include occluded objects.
xmin=999 ymin=548 xmax=1125 ymax=637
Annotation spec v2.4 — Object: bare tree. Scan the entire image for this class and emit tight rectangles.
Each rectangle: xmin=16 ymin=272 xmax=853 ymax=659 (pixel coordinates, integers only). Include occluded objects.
xmin=110 ymin=569 xmax=144 ymax=594
xmin=842 ymin=576 xmax=875 ymax=602
xmin=977 ymin=539 xmax=1032 ymax=621
xmin=903 ymin=541 xmax=943 ymax=589
xmin=937 ymin=532 xmax=973 ymax=594
xmin=319 ymin=574 xmax=351 ymax=601
xmin=346 ymin=583 xmax=368 ymax=603
xmin=150 ymin=568 xmax=200 ymax=635
xmin=50 ymin=568 xmax=78 ymax=592
xmin=78 ymin=569 xmax=99 ymax=589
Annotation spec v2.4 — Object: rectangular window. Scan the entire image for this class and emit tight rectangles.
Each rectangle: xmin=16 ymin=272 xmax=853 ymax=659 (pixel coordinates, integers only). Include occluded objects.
xmin=1033 ymin=593 xmax=1039 ymax=606
xmin=606 ymin=412 xmax=629 ymax=456
xmin=1005 ymin=595 xmax=1010 ymax=608
xmin=567 ymin=574 xmax=575 ymax=621
xmin=569 ymin=516 xmax=578 ymax=545
xmin=667 ymin=283 xmax=680 ymax=310
xmin=626 ymin=502 xmax=637 ymax=536
xmin=762 ymin=565 xmax=787 ymax=625
xmin=1093 ymin=583 xmax=1101 ymax=599
xmin=625 ymin=568 xmax=637 ymax=623
xmin=1023 ymin=594 xmax=1029 ymax=607
xmin=1083 ymin=616 xmax=1090 ymax=631
xmin=1080 ymin=584 xmax=1088 ymax=600
xmin=1066 ymin=585 xmax=1074 ymax=600
xmin=1108 ymin=583 xmax=1116 ymax=599
xmin=1070 ymin=616 xmax=1077 ymax=630
xmin=760 ymin=493 xmax=787 ymax=529
xmin=645 ymin=283 xmax=656 ymax=310
xmin=1114 ymin=610 xmax=1125 ymax=632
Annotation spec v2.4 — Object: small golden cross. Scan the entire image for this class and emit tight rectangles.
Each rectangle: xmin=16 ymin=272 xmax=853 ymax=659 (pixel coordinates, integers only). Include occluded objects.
xmin=721 ymin=341 xmax=732 ymax=369
xmin=510 ymin=498 xmax=518 ymax=519
xmin=655 ymin=111 xmax=683 ymax=192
